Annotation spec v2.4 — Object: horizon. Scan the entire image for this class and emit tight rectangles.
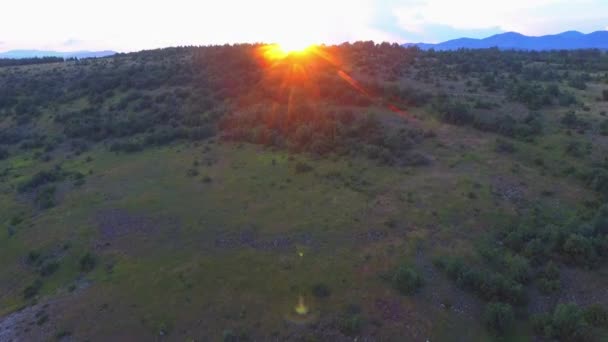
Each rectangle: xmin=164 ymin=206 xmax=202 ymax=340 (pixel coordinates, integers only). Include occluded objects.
xmin=1 ymin=28 xmax=607 ymax=55
xmin=1 ymin=0 xmax=607 ymax=53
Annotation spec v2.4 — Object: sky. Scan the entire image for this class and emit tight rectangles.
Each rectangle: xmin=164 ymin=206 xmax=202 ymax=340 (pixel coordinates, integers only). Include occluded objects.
xmin=1 ymin=0 xmax=607 ymax=52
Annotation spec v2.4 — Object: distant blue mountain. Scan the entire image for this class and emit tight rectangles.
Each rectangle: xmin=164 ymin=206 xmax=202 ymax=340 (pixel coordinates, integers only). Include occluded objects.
xmin=404 ymin=30 xmax=608 ymax=51
xmin=0 ymin=50 xmax=116 ymax=59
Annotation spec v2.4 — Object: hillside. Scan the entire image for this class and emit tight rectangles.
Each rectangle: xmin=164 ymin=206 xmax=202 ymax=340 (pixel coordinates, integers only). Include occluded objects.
xmin=0 ymin=44 xmax=607 ymax=341
xmin=406 ymin=30 xmax=608 ymax=51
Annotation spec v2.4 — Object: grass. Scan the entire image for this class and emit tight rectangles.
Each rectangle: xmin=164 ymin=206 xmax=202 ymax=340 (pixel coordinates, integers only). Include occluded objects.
xmin=0 ymin=79 xmax=606 ymax=340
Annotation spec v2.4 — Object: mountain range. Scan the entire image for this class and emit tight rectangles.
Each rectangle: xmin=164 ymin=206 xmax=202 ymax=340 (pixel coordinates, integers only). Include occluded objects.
xmin=404 ymin=30 xmax=608 ymax=51
xmin=0 ymin=50 xmax=117 ymax=59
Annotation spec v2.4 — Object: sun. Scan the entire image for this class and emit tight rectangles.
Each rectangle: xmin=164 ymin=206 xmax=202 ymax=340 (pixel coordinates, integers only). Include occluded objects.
xmin=261 ymin=41 xmax=316 ymax=61
xmin=276 ymin=41 xmax=314 ymax=54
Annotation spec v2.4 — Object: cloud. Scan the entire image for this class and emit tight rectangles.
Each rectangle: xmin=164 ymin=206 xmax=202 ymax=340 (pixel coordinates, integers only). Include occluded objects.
xmin=0 ymin=0 xmax=606 ymax=51
xmin=391 ymin=0 xmax=608 ymax=38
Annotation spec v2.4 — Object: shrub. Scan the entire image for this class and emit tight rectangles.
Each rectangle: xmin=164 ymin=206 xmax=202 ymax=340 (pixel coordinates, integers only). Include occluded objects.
xmin=560 ymin=112 xmax=588 ymax=130
xmin=294 ymin=162 xmax=313 ymax=174
xmin=537 ymin=261 xmax=561 ymax=294
xmin=495 ymin=139 xmax=516 ymax=153
xmin=600 ymin=120 xmax=608 ymax=136
xmin=79 ymin=252 xmax=97 ymax=272
xmin=562 ymin=234 xmax=597 ymax=266
xmin=23 ymin=279 xmax=43 ymax=299
xmin=35 ymin=185 xmax=56 ymax=209
xmin=338 ymin=314 xmax=362 ymax=336
xmin=583 ymin=305 xmax=608 ymax=328
xmin=311 ymin=283 xmax=331 ymax=298
xmin=39 ymin=261 xmax=60 ymax=277
xmin=483 ymin=302 xmax=515 ymax=334
xmin=594 ymin=204 xmax=608 ymax=235
xmin=538 ymin=278 xmax=561 ymax=294
xmin=503 ymin=254 xmax=530 ymax=283
xmin=602 ymin=89 xmax=608 ymax=101
xmin=551 ymin=303 xmax=589 ymax=341
xmin=392 ymin=265 xmax=423 ymax=295
xmin=435 ymin=99 xmax=473 ymax=125
xmin=18 ymin=168 xmax=65 ymax=193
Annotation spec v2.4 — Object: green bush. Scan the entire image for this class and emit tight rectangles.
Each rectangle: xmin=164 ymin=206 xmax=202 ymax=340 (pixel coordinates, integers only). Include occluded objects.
xmin=79 ymin=252 xmax=97 ymax=272
xmin=23 ymin=279 xmax=43 ymax=299
xmin=311 ymin=283 xmax=331 ymax=298
xmin=392 ymin=265 xmax=423 ymax=295
xmin=483 ymin=302 xmax=515 ymax=334
xmin=537 ymin=261 xmax=561 ymax=294
xmin=504 ymin=254 xmax=531 ymax=283
xmin=338 ymin=314 xmax=362 ymax=336
xmin=583 ymin=305 xmax=608 ymax=328
xmin=562 ymin=234 xmax=597 ymax=266
xmin=551 ymin=303 xmax=589 ymax=341
xmin=0 ymin=147 xmax=8 ymax=160
xmin=39 ymin=261 xmax=60 ymax=277
xmin=18 ymin=168 xmax=65 ymax=193
xmin=495 ymin=139 xmax=516 ymax=153
xmin=35 ymin=185 xmax=56 ymax=209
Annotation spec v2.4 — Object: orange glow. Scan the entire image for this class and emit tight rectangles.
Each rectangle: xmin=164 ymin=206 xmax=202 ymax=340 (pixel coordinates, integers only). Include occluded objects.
xmin=261 ymin=43 xmax=314 ymax=61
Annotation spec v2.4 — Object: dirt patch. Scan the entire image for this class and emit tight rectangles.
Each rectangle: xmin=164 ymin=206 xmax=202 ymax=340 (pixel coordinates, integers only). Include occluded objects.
xmin=529 ymin=265 xmax=608 ymax=314
xmin=92 ymin=208 xmax=181 ymax=254
xmin=490 ymin=176 xmax=528 ymax=205
xmin=213 ymin=228 xmax=314 ymax=252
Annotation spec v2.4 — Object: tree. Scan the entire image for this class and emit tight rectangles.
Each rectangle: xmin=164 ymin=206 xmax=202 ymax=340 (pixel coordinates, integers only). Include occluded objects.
xmin=551 ymin=304 xmax=589 ymax=341
xmin=484 ymin=302 xmax=515 ymax=334
xmin=392 ymin=265 xmax=423 ymax=295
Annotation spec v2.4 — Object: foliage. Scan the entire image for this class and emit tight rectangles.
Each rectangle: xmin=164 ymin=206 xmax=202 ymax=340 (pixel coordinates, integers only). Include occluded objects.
xmin=392 ymin=265 xmax=424 ymax=295
xmin=311 ymin=283 xmax=331 ymax=298
xmin=483 ymin=302 xmax=515 ymax=335
xmin=533 ymin=304 xmax=590 ymax=341
xmin=79 ymin=253 xmax=97 ymax=273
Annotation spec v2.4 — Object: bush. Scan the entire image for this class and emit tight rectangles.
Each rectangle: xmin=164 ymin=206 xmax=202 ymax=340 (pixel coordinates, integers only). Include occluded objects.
xmin=600 ymin=120 xmax=608 ymax=136
xmin=294 ymin=162 xmax=313 ymax=174
xmin=35 ymin=185 xmax=56 ymax=209
xmin=39 ymin=261 xmax=60 ymax=277
xmin=79 ymin=252 xmax=97 ymax=272
xmin=495 ymin=139 xmax=516 ymax=153
xmin=338 ymin=314 xmax=362 ymax=336
xmin=311 ymin=283 xmax=331 ymax=298
xmin=562 ymin=234 xmax=597 ymax=266
xmin=504 ymin=254 xmax=531 ymax=283
xmin=18 ymin=168 xmax=65 ymax=193
xmin=560 ymin=112 xmax=588 ymax=130
xmin=23 ymin=279 xmax=43 ymax=299
xmin=392 ymin=265 xmax=423 ymax=295
xmin=533 ymin=303 xmax=598 ymax=341
xmin=602 ymin=89 xmax=608 ymax=101
xmin=551 ymin=303 xmax=589 ymax=341
xmin=537 ymin=261 xmax=561 ymax=294
xmin=435 ymin=99 xmax=473 ymax=125
xmin=0 ymin=147 xmax=8 ymax=160
xmin=583 ymin=305 xmax=608 ymax=328
xmin=483 ymin=302 xmax=515 ymax=334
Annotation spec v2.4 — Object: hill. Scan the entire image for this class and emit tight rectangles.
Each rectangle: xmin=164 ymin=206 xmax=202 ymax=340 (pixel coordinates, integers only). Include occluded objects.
xmin=406 ymin=30 xmax=608 ymax=50
xmin=0 ymin=49 xmax=117 ymax=59
xmin=0 ymin=43 xmax=607 ymax=341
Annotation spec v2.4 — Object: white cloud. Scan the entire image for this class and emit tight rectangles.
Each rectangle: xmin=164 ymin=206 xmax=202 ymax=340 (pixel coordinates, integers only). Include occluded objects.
xmin=392 ymin=0 xmax=608 ymax=35
xmin=0 ymin=0 xmax=606 ymax=51
xmin=0 ymin=0 xmax=394 ymax=52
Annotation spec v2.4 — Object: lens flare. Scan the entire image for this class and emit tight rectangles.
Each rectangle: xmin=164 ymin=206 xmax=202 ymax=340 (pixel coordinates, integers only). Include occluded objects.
xmin=294 ymin=295 xmax=309 ymax=315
